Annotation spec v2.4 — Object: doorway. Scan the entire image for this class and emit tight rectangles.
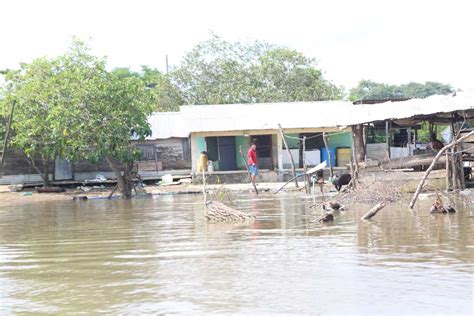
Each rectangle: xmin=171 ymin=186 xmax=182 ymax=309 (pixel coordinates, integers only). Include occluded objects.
xmin=250 ymin=135 xmax=273 ymax=170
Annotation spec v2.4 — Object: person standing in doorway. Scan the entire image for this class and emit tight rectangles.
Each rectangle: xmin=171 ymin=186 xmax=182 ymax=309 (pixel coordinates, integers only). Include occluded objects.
xmin=247 ymin=143 xmax=259 ymax=186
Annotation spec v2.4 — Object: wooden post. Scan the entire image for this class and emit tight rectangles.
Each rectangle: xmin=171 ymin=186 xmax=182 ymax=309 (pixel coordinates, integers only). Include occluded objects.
xmin=409 ymin=131 xmax=474 ymax=209
xmin=154 ymin=146 xmax=159 ymax=173
xmin=459 ymin=154 xmax=466 ymax=189
xmin=278 ymin=124 xmax=299 ymax=188
xmin=451 ymin=147 xmax=458 ymax=190
xmin=349 ymin=156 xmax=356 ymax=189
xmin=363 ymin=124 xmax=368 ymax=151
xmin=450 ymin=120 xmax=458 ymax=190
xmin=451 ymin=116 xmax=465 ymax=190
xmin=202 ymin=168 xmax=207 ymax=206
xmin=322 ymin=132 xmax=334 ymax=180
xmin=385 ymin=120 xmax=390 ymax=159
xmin=445 ymin=151 xmax=451 ymax=191
xmin=302 ymin=136 xmax=309 ymax=193
xmin=361 ymin=202 xmax=386 ymax=220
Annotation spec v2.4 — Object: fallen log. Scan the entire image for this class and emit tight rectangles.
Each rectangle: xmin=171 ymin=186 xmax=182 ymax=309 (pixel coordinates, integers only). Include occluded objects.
xmin=361 ymin=202 xmax=386 ymax=220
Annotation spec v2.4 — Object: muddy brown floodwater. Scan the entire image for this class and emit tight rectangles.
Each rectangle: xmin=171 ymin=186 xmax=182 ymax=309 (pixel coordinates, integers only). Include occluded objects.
xmin=0 ymin=193 xmax=473 ymax=315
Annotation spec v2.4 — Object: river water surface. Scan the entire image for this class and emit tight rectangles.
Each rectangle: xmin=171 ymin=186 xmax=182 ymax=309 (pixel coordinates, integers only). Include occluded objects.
xmin=0 ymin=193 xmax=473 ymax=315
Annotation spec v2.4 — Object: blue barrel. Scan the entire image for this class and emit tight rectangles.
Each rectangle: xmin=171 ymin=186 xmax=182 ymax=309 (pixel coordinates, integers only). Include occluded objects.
xmin=321 ymin=148 xmax=336 ymax=167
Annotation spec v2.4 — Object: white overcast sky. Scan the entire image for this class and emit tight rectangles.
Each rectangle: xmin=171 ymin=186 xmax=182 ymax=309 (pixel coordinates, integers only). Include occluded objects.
xmin=1 ymin=0 xmax=473 ymax=91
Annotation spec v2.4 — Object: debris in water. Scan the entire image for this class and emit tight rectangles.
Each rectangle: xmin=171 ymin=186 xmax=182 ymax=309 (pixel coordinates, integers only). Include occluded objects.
xmin=318 ymin=212 xmax=334 ymax=223
xmin=206 ymin=201 xmax=255 ymax=223
xmin=73 ymin=196 xmax=88 ymax=201
xmin=430 ymin=194 xmax=456 ymax=214
xmin=361 ymin=202 xmax=386 ymax=220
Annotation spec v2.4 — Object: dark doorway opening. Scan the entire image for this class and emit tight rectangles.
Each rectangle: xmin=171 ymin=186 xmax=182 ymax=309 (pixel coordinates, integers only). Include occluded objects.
xmin=205 ymin=137 xmax=219 ymax=162
xmin=218 ymin=136 xmax=237 ymax=171
xmin=205 ymin=136 xmax=237 ymax=171
xmin=250 ymin=135 xmax=273 ymax=170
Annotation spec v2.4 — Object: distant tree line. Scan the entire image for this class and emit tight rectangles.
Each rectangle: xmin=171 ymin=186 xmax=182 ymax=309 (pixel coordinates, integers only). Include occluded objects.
xmin=111 ymin=36 xmax=455 ymax=111
xmin=348 ymin=80 xmax=454 ymax=101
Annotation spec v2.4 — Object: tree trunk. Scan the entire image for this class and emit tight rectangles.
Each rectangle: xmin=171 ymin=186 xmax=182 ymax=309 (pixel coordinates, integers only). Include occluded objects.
xmin=105 ymin=156 xmax=133 ymax=199
xmin=42 ymin=157 xmax=51 ymax=187
xmin=22 ymin=152 xmax=49 ymax=187
xmin=352 ymin=124 xmax=366 ymax=164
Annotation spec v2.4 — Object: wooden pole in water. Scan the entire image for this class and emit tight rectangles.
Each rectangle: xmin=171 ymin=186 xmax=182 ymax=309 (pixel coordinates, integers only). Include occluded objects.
xmin=202 ymin=168 xmax=207 ymax=206
xmin=361 ymin=202 xmax=386 ymax=220
xmin=303 ymin=136 xmax=309 ymax=194
xmin=349 ymin=156 xmax=356 ymax=190
xmin=409 ymin=131 xmax=474 ymax=209
xmin=445 ymin=151 xmax=451 ymax=191
xmin=459 ymin=153 xmax=466 ymax=189
xmin=322 ymin=132 xmax=334 ymax=179
xmin=451 ymin=147 xmax=458 ymax=190
xmin=278 ymin=124 xmax=299 ymax=188
xmin=385 ymin=120 xmax=390 ymax=159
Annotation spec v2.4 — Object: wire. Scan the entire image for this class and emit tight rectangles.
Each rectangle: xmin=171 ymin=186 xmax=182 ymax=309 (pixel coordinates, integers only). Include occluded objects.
xmin=283 ymin=130 xmax=351 ymax=141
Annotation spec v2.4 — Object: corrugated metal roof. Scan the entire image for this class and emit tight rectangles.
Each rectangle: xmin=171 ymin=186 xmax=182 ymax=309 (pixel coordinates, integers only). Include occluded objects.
xmin=146 ymin=112 xmax=189 ymax=139
xmin=147 ymin=93 xmax=474 ymax=139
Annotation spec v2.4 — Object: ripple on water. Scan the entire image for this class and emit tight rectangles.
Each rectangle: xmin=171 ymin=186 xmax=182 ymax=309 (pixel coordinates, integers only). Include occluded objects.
xmin=0 ymin=194 xmax=473 ymax=315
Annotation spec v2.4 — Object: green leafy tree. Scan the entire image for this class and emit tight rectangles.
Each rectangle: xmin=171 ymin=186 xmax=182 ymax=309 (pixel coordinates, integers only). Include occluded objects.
xmin=112 ymin=66 xmax=183 ymax=111
xmin=1 ymin=40 xmax=155 ymax=197
xmin=349 ymin=80 xmax=454 ymax=101
xmin=252 ymin=48 xmax=342 ymax=102
xmin=171 ymin=35 xmax=342 ymax=105
xmin=400 ymin=81 xmax=454 ymax=98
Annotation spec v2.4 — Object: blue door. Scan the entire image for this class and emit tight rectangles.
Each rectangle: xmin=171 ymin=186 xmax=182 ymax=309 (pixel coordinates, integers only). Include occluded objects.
xmin=218 ymin=137 xmax=237 ymax=171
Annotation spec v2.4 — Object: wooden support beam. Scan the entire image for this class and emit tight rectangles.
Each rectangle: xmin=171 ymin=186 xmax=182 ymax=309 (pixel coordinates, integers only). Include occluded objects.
xmin=322 ymin=132 xmax=334 ymax=179
xmin=303 ymin=136 xmax=309 ymax=193
xmin=278 ymin=124 xmax=298 ymax=188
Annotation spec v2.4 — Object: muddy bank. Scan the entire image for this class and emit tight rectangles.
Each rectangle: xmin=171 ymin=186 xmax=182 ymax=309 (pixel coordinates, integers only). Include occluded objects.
xmin=0 ymin=182 xmax=299 ymax=207
xmin=1 ymin=180 xmax=471 ymax=209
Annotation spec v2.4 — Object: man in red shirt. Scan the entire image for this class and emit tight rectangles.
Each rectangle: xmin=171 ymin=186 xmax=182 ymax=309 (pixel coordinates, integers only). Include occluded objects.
xmin=247 ymin=143 xmax=259 ymax=186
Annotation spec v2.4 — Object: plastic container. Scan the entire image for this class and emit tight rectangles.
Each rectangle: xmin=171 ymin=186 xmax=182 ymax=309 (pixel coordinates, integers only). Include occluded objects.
xmin=207 ymin=160 xmax=214 ymax=172
xmin=336 ymin=147 xmax=351 ymax=167
xmin=321 ymin=148 xmax=336 ymax=167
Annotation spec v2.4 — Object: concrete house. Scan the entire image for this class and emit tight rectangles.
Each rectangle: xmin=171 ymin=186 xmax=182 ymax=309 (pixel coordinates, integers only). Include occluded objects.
xmin=2 ymin=93 xmax=472 ymax=186
xmin=150 ymin=101 xmax=356 ymax=182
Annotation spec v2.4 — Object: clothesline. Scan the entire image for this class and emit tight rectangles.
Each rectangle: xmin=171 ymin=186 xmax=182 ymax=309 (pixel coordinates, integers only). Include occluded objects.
xmin=283 ymin=130 xmax=351 ymax=141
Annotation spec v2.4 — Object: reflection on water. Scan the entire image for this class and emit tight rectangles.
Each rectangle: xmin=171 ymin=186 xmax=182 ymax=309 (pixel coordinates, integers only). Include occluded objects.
xmin=0 ymin=194 xmax=473 ymax=314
